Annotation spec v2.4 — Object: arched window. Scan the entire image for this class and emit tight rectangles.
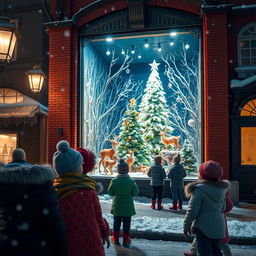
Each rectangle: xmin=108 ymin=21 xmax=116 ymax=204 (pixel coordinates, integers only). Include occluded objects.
xmin=240 ymin=98 xmax=256 ymax=116
xmin=238 ymin=22 xmax=256 ymax=66
xmin=0 ymin=88 xmax=24 ymax=104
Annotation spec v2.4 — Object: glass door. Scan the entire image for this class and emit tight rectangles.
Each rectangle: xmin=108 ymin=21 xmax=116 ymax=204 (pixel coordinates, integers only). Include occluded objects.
xmin=0 ymin=133 xmax=17 ymax=164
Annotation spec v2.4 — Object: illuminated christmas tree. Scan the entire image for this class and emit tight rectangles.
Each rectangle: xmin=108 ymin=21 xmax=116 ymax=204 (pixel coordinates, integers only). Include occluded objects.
xmin=181 ymin=139 xmax=197 ymax=174
xmin=117 ymin=98 xmax=151 ymax=167
xmin=139 ymin=60 xmax=173 ymax=155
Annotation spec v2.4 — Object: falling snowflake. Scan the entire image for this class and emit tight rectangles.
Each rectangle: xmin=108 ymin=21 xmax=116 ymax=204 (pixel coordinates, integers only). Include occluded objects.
xmin=23 ymin=194 xmax=28 ymax=199
xmin=111 ymin=6 xmax=115 ymax=11
xmin=214 ymin=59 xmax=217 ymax=63
xmin=50 ymin=54 xmax=54 ymax=58
xmin=42 ymin=209 xmax=49 ymax=215
xmin=104 ymin=9 xmax=108 ymax=14
xmin=16 ymin=204 xmax=23 ymax=211
xmin=38 ymin=9 xmax=42 ymax=14
xmin=208 ymin=96 xmax=212 ymax=100
xmin=17 ymin=222 xmax=29 ymax=231
xmin=64 ymin=30 xmax=70 ymax=37
xmin=206 ymin=30 xmax=210 ymax=35
xmin=61 ymin=46 xmax=65 ymax=50
xmin=188 ymin=119 xmax=195 ymax=127
xmin=11 ymin=240 xmax=18 ymax=247
xmin=60 ymin=87 xmax=65 ymax=92
xmin=41 ymin=241 xmax=46 ymax=247
xmin=228 ymin=24 xmax=231 ymax=28
xmin=229 ymin=60 xmax=233 ymax=64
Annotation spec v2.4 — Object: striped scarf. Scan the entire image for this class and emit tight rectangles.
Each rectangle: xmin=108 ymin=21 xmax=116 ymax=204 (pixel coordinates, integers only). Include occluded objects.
xmin=54 ymin=172 xmax=96 ymax=200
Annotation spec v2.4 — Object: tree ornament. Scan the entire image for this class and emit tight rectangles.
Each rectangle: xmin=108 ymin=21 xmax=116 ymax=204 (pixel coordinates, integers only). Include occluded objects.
xmin=176 ymin=96 xmax=182 ymax=103
xmin=188 ymin=119 xmax=195 ymax=127
xmin=126 ymin=68 xmax=130 ymax=74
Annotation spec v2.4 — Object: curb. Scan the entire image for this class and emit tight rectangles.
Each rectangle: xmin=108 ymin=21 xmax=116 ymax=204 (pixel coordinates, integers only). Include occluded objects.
xmin=130 ymin=230 xmax=256 ymax=245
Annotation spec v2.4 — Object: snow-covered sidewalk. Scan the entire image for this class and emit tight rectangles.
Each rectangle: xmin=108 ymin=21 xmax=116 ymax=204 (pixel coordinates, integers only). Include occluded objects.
xmin=100 ymin=195 xmax=256 ymax=239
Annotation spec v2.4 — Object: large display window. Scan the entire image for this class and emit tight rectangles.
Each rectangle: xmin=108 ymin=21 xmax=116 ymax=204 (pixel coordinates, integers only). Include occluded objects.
xmin=81 ymin=29 xmax=201 ymax=175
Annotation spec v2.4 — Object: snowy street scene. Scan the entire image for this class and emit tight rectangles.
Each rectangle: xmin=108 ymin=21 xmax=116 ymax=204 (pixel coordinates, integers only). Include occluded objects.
xmin=1 ymin=1 xmax=256 ymax=256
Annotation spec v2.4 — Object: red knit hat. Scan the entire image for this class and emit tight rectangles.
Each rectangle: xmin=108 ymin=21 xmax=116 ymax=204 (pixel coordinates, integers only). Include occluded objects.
xmin=198 ymin=160 xmax=223 ymax=180
xmin=77 ymin=147 xmax=96 ymax=174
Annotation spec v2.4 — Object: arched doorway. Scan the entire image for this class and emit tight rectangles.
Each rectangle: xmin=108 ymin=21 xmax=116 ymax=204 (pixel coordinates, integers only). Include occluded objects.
xmin=231 ymin=83 xmax=256 ymax=201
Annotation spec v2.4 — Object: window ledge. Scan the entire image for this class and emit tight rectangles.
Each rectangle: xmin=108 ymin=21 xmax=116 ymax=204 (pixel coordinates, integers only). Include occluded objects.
xmin=236 ymin=66 xmax=256 ymax=79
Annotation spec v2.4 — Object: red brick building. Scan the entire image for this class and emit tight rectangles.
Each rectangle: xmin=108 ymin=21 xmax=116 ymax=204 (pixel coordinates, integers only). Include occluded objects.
xmin=46 ymin=0 xmax=256 ymax=201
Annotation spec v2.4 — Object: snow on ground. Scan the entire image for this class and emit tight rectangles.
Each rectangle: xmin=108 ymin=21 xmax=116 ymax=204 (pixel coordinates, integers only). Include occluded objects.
xmin=100 ymin=196 xmax=256 ymax=238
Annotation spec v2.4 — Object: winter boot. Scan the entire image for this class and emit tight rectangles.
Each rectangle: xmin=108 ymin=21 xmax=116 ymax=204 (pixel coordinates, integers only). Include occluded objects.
xmin=178 ymin=200 xmax=183 ymax=210
xmin=184 ymin=251 xmax=197 ymax=256
xmin=157 ymin=200 xmax=163 ymax=210
xmin=169 ymin=201 xmax=177 ymax=210
xmin=111 ymin=231 xmax=120 ymax=245
xmin=151 ymin=200 xmax=156 ymax=210
xmin=123 ymin=232 xmax=131 ymax=247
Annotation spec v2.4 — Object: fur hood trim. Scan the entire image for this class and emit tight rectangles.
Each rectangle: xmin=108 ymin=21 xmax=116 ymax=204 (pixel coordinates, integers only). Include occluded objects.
xmin=185 ymin=179 xmax=230 ymax=198
xmin=0 ymin=165 xmax=56 ymax=185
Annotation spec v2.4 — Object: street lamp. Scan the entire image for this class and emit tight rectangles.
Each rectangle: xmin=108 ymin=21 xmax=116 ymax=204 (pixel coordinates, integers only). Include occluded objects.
xmin=0 ymin=17 xmax=20 ymax=70
xmin=26 ymin=65 xmax=46 ymax=93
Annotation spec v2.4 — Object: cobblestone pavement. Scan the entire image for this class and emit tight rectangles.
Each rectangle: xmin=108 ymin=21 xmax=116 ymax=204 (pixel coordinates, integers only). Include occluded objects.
xmin=104 ymin=239 xmax=256 ymax=256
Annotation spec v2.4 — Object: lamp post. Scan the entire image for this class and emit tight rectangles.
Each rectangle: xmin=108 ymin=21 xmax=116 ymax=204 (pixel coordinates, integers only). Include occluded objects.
xmin=26 ymin=65 xmax=46 ymax=92
xmin=0 ymin=17 xmax=20 ymax=71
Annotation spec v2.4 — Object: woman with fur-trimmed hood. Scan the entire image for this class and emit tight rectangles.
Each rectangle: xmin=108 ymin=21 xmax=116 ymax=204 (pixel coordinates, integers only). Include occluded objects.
xmin=183 ymin=160 xmax=230 ymax=256
xmin=0 ymin=164 xmax=67 ymax=256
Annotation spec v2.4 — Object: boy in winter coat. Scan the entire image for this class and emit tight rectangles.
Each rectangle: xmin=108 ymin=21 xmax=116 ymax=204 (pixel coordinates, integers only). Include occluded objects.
xmin=184 ymin=191 xmax=233 ymax=256
xmin=108 ymin=159 xmax=139 ymax=247
xmin=0 ymin=164 xmax=67 ymax=256
xmin=167 ymin=154 xmax=186 ymax=210
xmin=183 ymin=160 xmax=230 ymax=256
xmin=53 ymin=141 xmax=110 ymax=256
xmin=147 ymin=155 xmax=166 ymax=210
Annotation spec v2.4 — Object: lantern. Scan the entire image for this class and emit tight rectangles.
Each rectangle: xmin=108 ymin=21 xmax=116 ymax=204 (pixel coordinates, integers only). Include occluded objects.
xmin=26 ymin=65 xmax=46 ymax=92
xmin=0 ymin=17 xmax=20 ymax=69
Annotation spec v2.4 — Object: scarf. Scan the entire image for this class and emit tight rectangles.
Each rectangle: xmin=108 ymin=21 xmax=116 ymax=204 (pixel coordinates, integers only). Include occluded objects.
xmin=54 ymin=172 xmax=96 ymax=200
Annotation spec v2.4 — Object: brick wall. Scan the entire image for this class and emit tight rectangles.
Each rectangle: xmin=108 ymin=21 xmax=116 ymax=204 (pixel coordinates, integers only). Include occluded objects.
xmin=203 ymin=13 xmax=230 ymax=178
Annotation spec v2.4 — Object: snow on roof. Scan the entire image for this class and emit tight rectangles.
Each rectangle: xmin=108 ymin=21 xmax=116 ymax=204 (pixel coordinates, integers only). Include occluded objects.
xmin=0 ymin=95 xmax=48 ymax=126
xmin=231 ymin=75 xmax=256 ymax=88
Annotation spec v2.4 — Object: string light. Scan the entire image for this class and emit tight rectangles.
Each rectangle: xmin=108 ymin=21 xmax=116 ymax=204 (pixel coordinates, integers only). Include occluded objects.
xmin=185 ymin=44 xmax=190 ymax=49
xmin=138 ymin=54 xmax=142 ymax=59
xmin=106 ymin=49 xmax=111 ymax=55
xmin=144 ymin=39 xmax=150 ymax=48
xmin=121 ymin=49 xmax=125 ymax=55
xmin=131 ymin=46 xmax=135 ymax=54
xmin=158 ymin=43 xmax=162 ymax=52
xmin=169 ymin=40 xmax=174 ymax=46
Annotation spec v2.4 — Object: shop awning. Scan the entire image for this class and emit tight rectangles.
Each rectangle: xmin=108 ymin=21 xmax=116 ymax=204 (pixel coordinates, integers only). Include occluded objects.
xmin=0 ymin=95 xmax=48 ymax=126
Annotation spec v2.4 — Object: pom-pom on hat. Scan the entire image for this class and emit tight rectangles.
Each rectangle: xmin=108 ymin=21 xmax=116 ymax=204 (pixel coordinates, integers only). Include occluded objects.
xmin=117 ymin=159 xmax=129 ymax=174
xmin=77 ymin=147 xmax=96 ymax=174
xmin=199 ymin=160 xmax=223 ymax=181
xmin=53 ymin=140 xmax=83 ymax=174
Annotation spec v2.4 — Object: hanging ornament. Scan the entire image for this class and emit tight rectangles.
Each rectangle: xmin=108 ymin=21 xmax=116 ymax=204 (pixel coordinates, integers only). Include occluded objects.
xmin=176 ymin=96 xmax=182 ymax=103
xmin=126 ymin=68 xmax=130 ymax=74
xmin=168 ymin=83 xmax=172 ymax=89
xmin=188 ymin=119 xmax=195 ymax=127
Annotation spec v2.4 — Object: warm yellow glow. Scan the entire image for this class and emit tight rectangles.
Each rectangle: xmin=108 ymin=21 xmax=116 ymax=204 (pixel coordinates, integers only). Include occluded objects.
xmin=28 ymin=74 xmax=44 ymax=92
xmin=241 ymin=127 xmax=256 ymax=165
xmin=0 ymin=30 xmax=16 ymax=60
xmin=0 ymin=133 xmax=17 ymax=164
xmin=240 ymin=99 xmax=256 ymax=116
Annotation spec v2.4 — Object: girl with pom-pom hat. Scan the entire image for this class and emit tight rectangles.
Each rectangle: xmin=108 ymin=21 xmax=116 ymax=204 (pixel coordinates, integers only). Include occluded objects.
xmin=53 ymin=141 xmax=110 ymax=256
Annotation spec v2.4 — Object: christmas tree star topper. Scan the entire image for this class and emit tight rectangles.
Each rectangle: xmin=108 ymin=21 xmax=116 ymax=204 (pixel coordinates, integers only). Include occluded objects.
xmin=130 ymin=98 xmax=136 ymax=107
xmin=149 ymin=60 xmax=160 ymax=71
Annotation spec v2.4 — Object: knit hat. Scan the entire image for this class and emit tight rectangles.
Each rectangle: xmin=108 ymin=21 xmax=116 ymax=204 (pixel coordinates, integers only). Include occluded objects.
xmin=77 ymin=147 xmax=96 ymax=174
xmin=154 ymin=155 xmax=162 ymax=165
xmin=117 ymin=159 xmax=129 ymax=174
xmin=53 ymin=140 xmax=83 ymax=174
xmin=198 ymin=160 xmax=223 ymax=181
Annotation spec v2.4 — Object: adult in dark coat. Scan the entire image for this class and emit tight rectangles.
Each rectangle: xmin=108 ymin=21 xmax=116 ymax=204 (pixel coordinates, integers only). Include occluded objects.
xmin=0 ymin=164 xmax=67 ymax=256
xmin=5 ymin=148 xmax=32 ymax=168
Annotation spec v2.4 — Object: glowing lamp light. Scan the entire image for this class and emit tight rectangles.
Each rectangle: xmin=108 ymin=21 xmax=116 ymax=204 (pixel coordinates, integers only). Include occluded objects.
xmin=138 ymin=54 xmax=142 ymax=59
xmin=106 ymin=37 xmax=113 ymax=42
xmin=131 ymin=46 xmax=135 ymax=54
xmin=106 ymin=49 xmax=111 ymax=55
xmin=26 ymin=65 xmax=46 ymax=93
xmin=169 ymin=41 xmax=174 ymax=46
xmin=170 ymin=32 xmax=177 ymax=37
xmin=121 ymin=49 xmax=125 ymax=55
xmin=0 ymin=17 xmax=20 ymax=70
xmin=185 ymin=44 xmax=190 ymax=49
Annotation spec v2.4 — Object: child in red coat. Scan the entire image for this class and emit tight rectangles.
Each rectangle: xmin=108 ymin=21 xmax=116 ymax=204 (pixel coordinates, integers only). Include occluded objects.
xmin=53 ymin=141 xmax=110 ymax=256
